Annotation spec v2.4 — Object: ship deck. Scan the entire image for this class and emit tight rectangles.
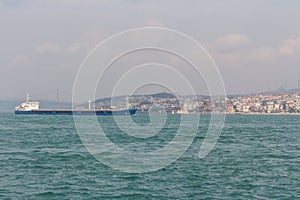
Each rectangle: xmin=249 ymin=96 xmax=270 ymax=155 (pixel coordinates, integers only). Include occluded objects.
xmin=15 ymin=108 xmax=136 ymax=115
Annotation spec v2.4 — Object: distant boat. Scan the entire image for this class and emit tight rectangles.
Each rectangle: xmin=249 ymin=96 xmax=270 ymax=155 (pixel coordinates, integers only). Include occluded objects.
xmin=15 ymin=93 xmax=136 ymax=116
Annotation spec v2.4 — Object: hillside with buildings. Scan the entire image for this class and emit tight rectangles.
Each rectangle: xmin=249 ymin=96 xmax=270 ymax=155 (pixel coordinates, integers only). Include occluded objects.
xmin=94 ymin=91 xmax=300 ymax=114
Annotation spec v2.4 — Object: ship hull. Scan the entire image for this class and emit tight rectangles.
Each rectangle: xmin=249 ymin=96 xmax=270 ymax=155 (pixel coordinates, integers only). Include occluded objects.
xmin=15 ymin=109 xmax=136 ymax=116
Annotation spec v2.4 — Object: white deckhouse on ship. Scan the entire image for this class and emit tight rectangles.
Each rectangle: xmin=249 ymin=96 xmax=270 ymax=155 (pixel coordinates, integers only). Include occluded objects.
xmin=15 ymin=93 xmax=39 ymax=112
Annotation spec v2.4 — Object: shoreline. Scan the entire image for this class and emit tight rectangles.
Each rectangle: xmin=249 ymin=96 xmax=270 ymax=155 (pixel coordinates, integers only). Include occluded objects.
xmin=226 ymin=112 xmax=300 ymax=116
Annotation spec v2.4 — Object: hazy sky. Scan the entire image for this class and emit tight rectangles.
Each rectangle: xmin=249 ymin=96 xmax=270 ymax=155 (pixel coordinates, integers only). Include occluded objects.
xmin=1 ymin=0 xmax=300 ymax=101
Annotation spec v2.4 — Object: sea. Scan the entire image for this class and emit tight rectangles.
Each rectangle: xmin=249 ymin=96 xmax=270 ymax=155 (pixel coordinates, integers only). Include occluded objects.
xmin=0 ymin=113 xmax=299 ymax=199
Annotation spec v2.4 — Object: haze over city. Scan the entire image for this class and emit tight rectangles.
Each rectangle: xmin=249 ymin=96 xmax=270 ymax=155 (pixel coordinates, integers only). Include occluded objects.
xmin=1 ymin=0 xmax=300 ymax=101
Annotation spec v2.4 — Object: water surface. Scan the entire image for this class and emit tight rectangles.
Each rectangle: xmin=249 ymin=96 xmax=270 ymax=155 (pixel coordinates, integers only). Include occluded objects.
xmin=0 ymin=113 xmax=299 ymax=199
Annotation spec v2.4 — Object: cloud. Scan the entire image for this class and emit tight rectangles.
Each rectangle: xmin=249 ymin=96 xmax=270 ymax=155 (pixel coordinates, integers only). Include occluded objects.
xmin=214 ymin=51 xmax=244 ymax=67
xmin=214 ymin=34 xmax=251 ymax=52
xmin=249 ymin=47 xmax=278 ymax=63
xmin=212 ymin=35 xmax=300 ymax=67
xmin=11 ymin=55 xmax=30 ymax=65
xmin=35 ymin=43 xmax=62 ymax=55
xmin=65 ymin=42 xmax=89 ymax=54
xmin=35 ymin=42 xmax=89 ymax=55
xmin=144 ymin=18 xmax=164 ymax=27
xmin=278 ymin=37 xmax=300 ymax=55
xmin=0 ymin=0 xmax=24 ymax=7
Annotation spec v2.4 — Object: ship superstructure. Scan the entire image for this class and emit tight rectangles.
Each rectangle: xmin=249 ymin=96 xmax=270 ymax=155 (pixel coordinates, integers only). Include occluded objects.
xmin=15 ymin=93 xmax=39 ymax=112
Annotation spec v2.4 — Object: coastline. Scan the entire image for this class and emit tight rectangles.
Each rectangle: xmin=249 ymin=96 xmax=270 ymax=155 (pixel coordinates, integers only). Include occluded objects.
xmin=225 ymin=112 xmax=300 ymax=116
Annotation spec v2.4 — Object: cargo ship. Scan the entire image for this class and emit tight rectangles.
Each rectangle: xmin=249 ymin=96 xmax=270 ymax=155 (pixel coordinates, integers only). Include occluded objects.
xmin=15 ymin=94 xmax=136 ymax=116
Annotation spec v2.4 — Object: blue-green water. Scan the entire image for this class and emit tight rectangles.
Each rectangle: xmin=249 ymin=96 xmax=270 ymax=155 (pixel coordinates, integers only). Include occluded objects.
xmin=0 ymin=113 xmax=299 ymax=199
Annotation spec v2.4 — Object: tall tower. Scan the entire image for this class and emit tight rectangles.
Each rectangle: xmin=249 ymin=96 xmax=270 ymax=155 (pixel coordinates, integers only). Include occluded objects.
xmin=56 ymin=89 xmax=59 ymax=102
xmin=126 ymin=96 xmax=130 ymax=109
xmin=88 ymin=100 xmax=91 ymax=110
xmin=26 ymin=92 xmax=29 ymax=102
xmin=298 ymin=72 xmax=300 ymax=89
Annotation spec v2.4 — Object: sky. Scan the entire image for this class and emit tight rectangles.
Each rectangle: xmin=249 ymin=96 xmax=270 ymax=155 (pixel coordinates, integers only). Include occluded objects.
xmin=1 ymin=0 xmax=300 ymax=101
